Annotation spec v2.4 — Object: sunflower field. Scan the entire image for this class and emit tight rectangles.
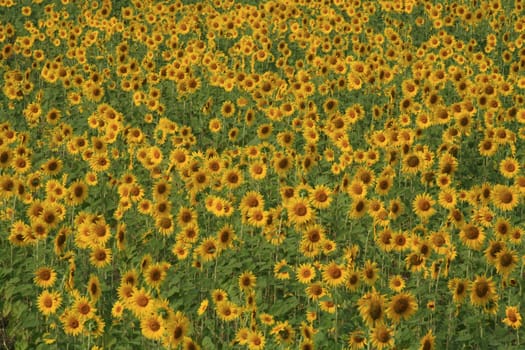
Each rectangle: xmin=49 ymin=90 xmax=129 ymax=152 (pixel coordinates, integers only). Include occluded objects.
xmin=1 ymin=0 xmax=524 ymax=349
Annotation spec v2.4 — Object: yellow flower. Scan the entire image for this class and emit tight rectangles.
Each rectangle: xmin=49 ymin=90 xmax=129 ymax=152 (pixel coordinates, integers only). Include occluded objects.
xmin=37 ymin=290 xmax=62 ymax=316
xmin=34 ymin=266 xmax=57 ymax=288
xmin=502 ymin=306 xmax=522 ymax=329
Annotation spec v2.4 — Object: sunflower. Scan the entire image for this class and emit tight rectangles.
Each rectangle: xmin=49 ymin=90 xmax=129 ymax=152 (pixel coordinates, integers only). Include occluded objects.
xmin=60 ymin=310 xmax=84 ymax=336
xmin=388 ymin=275 xmax=406 ymax=292
xmin=247 ymin=330 xmax=265 ymax=350
xmin=215 ymin=300 xmax=240 ymax=322
xmin=358 ymin=289 xmax=386 ymax=327
xmin=492 ymin=184 xmax=519 ymax=211
xmin=448 ymin=278 xmax=470 ymax=304
xmin=164 ymin=312 xmax=190 ymax=348
xmin=67 ymin=180 xmax=89 ymax=206
xmin=361 ymin=260 xmax=379 ymax=286
xmin=419 ymin=330 xmax=436 ymax=350
xmin=459 ymin=223 xmax=485 ymax=250
xmin=305 ymin=282 xmax=326 ymax=300
xmin=41 ymin=158 xmax=62 ymax=176
xmin=273 ymin=152 xmax=294 ymax=177
xmin=73 ymin=295 xmax=96 ymax=319
xmin=239 ymin=191 xmax=265 ymax=214
xmin=386 ymin=292 xmax=418 ymax=323
xmin=127 ymin=287 xmax=154 ymax=317
xmin=177 ymin=207 xmax=198 ymax=228
xmin=438 ymin=188 xmax=457 ymax=210
xmin=502 ymin=306 xmax=522 ymax=329
xmin=85 ymin=275 xmax=101 ymax=302
xmin=402 ymin=152 xmax=422 ymax=174
xmin=499 ymin=157 xmax=520 ymax=178
xmin=111 ymin=301 xmax=124 ymax=319
xmin=239 ymin=271 xmax=257 ymax=291
xmin=286 ymin=196 xmax=314 ymax=226
xmin=349 ymin=198 xmax=368 ymax=219
xmin=155 ymin=215 xmax=175 ymax=236
xmin=249 ymin=160 xmax=267 ymax=180
xmin=144 ymin=262 xmax=170 ymax=289
xmin=89 ymin=246 xmax=112 ymax=268
xmin=222 ymin=167 xmax=243 ymax=190
xmin=370 ymin=324 xmax=394 ymax=350
xmin=11 ymin=155 xmax=31 ymax=174
xmin=139 ymin=313 xmax=165 ymax=340
xmin=406 ymin=252 xmax=426 ymax=272
xmin=494 ymin=248 xmax=519 ymax=277
xmin=120 ymin=269 xmax=138 ymax=287
xmin=216 ymin=224 xmax=235 ymax=249
xmin=33 ymin=266 xmax=57 ymax=288
xmin=0 ymin=147 xmax=12 ymax=169
xmin=348 ymin=330 xmax=367 ymax=350
xmin=178 ymin=223 xmax=199 ymax=243
xmin=301 ymin=224 xmax=325 ymax=249
xmin=478 ymin=138 xmax=498 ymax=156
xmin=296 ymin=263 xmax=316 ymax=284
xmin=412 ymin=193 xmax=436 ymax=220
xmin=321 ymin=261 xmax=347 ymax=287
xmin=221 ymin=100 xmax=235 ymax=118
xmin=347 ymin=179 xmax=367 ymax=199
xmin=345 ymin=269 xmax=361 ymax=292
xmin=309 ymin=184 xmax=332 ymax=209
xmin=37 ymin=290 xmax=62 ymax=316
xmin=376 ymin=228 xmax=394 ymax=252
xmin=375 ymin=175 xmax=393 ymax=196
xmin=211 ymin=289 xmax=228 ymax=305
xmin=470 ymin=275 xmax=497 ymax=307
xmin=271 ymin=321 xmax=295 ymax=345
xmin=196 ymin=237 xmax=220 ymax=263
